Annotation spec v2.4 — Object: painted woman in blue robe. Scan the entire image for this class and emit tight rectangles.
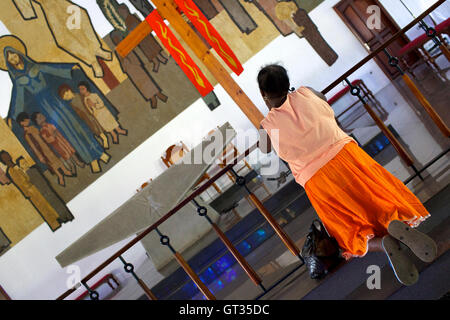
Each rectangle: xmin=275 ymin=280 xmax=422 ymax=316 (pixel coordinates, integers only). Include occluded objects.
xmin=4 ymin=46 xmax=117 ymax=174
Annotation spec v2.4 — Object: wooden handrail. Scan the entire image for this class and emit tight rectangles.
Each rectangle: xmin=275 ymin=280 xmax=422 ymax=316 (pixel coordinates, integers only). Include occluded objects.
xmin=321 ymin=0 xmax=446 ymax=95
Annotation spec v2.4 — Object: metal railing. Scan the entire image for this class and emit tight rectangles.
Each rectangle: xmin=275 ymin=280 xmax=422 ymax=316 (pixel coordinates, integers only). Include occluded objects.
xmin=56 ymin=0 xmax=449 ymax=300
xmin=58 ymin=143 xmax=300 ymax=300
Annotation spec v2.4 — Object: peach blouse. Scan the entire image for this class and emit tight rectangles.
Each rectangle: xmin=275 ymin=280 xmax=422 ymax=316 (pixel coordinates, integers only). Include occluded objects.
xmin=261 ymin=87 xmax=357 ymax=187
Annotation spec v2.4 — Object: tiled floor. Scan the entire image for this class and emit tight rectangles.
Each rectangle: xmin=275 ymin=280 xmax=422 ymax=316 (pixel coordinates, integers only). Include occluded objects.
xmin=111 ymin=61 xmax=449 ymax=301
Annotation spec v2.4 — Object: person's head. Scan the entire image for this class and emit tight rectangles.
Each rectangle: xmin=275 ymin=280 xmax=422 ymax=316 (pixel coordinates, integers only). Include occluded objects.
xmin=0 ymin=150 xmax=13 ymax=167
xmin=31 ymin=112 xmax=46 ymax=126
xmin=78 ymin=81 xmax=91 ymax=97
xmin=5 ymin=50 xmax=23 ymax=69
xmin=58 ymin=84 xmax=75 ymax=101
xmin=257 ymin=64 xmax=292 ymax=109
xmin=16 ymin=112 xmax=30 ymax=127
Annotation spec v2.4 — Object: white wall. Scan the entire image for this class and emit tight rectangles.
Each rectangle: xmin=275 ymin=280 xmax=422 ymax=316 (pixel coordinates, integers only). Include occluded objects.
xmin=0 ymin=0 xmax=435 ymax=300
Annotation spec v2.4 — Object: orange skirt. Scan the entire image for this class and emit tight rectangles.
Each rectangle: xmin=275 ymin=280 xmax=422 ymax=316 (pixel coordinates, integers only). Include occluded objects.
xmin=304 ymin=141 xmax=430 ymax=260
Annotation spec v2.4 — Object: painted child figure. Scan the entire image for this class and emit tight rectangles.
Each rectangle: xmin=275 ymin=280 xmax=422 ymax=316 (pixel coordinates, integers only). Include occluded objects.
xmin=32 ymin=112 xmax=85 ymax=175
xmin=0 ymin=150 xmax=61 ymax=231
xmin=17 ymin=112 xmax=72 ymax=186
xmin=78 ymin=81 xmax=127 ymax=145
xmin=58 ymin=84 xmax=109 ymax=149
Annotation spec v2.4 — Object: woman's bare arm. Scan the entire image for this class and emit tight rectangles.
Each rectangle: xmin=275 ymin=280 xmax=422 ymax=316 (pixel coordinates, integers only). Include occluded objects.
xmin=258 ymin=124 xmax=272 ymax=154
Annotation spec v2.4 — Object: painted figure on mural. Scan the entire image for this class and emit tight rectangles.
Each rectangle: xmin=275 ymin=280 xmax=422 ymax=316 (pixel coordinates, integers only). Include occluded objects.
xmin=128 ymin=0 xmax=154 ymax=18
xmin=0 ymin=150 xmax=62 ymax=231
xmin=58 ymin=84 xmax=109 ymax=149
xmin=0 ymin=114 xmax=74 ymax=226
xmin=0 ymin=35 xmax=115 ymax=175
xmin=97 ymin=0 xmax=221 ymax=110
xmin=0 ymin=116 xmax=75 ymax=224
xmin=78 ymin=81 xmax=128 ymax=144
xmin=97 ymin=0 xmax=168 ymax=72
xmin=0 ymin=167 xmax=11 ymax=185
xmin=217 ymin=0 xmax=258 ymax=34
xmin=32 ymin=112 xmax=86 ymax=176
xmin=16 ymin=112 xmax=72 ymax=186
xmin=97 ymin=0 xmax=169 ymax=108
xmin=291 ymin=5 xmax=338 ymax=66
xmin=110 ymin=30 xmax=167 ymax=109
xmin=129 ymin=0 xmax=218 ymax=21
xmin=245 ymin=0 xmax=296 ymax=35
xmin=245 ymin=0 xmax=338 ymax=66
xmin=116 ymin=3 xmax=169 ymax=73
xmin=12 ymin=0 xmax=113 ymax=78
xmin=95 ymin=0 xmax=127 ymax=32
xmin=25 ymin=164 xmax=75 ymax=223
xmin=152 ymin=0 xmax=256 ymax=35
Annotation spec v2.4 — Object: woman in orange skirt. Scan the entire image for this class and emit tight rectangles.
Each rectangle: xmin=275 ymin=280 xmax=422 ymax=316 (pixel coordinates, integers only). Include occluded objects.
xmin=257 ymin=64 xmax=437 ymax=286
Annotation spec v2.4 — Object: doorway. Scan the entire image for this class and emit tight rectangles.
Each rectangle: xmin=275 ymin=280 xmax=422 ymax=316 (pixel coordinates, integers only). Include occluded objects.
xmin=334 ymin=0 xmax=420 ymax=79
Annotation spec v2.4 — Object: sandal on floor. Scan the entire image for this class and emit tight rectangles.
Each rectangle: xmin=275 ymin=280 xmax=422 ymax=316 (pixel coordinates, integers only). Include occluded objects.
xmin=382 ymin=235 xmax=419 ymax=286
xmin=388 ymin=220 xmax=437 ymax=263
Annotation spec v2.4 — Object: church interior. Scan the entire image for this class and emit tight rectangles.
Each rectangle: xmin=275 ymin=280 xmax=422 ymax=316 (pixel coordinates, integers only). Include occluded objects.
xmin=0 ymin=0 xmax=449 ymax=301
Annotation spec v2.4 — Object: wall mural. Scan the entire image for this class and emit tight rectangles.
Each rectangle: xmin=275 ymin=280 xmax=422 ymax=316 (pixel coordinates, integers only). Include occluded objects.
xmin=0 ymin=0 xmax=329 ymax=252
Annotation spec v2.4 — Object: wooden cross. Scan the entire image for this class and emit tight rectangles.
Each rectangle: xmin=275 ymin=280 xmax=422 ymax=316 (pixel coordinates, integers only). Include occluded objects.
xmin=116 ymin=0 xmax=264 ymax=128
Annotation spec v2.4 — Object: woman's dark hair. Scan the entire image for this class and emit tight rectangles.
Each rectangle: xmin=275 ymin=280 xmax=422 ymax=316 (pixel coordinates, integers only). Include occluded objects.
xmin=257 ymin=64 xmax=292 ymax=97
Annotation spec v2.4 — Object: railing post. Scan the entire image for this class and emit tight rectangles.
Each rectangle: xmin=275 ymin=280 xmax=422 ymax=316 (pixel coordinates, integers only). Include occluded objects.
xmin=81 ymin=281 xmax=99 ymax=301
xmin=230 ymin=168 xmax=303 ymax=263
xmin=383 ymin=49 xmax=450 ymax=137
xmin=344 ymin=78 xmax=423 ymax=180
xmin=119 ymin=256 xmax=157 ymax=300
xmin=191 ymin=198 xmax=266 ymax=292
xmin=417 ymin=17 xmax=450 ymax=61
xmin=155 ymin=228 xmax=216 ymax=300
